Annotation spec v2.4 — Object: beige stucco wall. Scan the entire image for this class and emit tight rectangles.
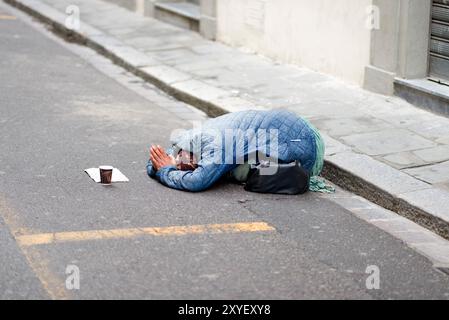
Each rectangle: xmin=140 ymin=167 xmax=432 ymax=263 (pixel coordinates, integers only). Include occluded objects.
xmin=364 ymin=0 xmax=431 ymax=94
xmin=216 ymin=0 xmax=373 ymax=85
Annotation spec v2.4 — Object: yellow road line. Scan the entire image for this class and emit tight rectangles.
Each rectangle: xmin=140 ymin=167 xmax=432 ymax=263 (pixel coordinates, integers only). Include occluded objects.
xmin=0 ymin=195 xmax=70 ymax=300
xmin=0 ymin=14 xmax=17 ymax=20
xmin=17 ymin=222 xmax=276 ymax=247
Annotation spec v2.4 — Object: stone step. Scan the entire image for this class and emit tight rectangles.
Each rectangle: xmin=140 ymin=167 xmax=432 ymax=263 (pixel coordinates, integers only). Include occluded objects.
xmin=154 ymin=2 xmax=200 ymax=32
xmin=394 ymin=78 xmax=449 ymax=117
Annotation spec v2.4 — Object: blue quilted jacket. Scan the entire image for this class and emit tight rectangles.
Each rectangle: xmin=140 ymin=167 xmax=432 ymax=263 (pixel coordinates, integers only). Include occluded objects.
xmin=147 ymin=109 xmax=318 ymax=192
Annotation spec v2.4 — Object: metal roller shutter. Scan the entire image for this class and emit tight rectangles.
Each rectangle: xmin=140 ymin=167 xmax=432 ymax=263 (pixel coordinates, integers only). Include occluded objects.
xmin=430 ymin=0 xmax=449 ymax=80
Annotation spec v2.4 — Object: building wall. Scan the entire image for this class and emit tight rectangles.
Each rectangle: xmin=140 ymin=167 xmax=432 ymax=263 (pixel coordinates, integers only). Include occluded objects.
xmin=364 ymin=0 xmax=431 ymax=94
xmin=216 ymin=0 xmax=373 ymax=85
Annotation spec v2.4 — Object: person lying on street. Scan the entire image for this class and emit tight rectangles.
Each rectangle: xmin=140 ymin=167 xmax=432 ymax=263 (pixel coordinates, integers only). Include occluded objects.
xmin=147 ymin=109 xmax=332 ymax=193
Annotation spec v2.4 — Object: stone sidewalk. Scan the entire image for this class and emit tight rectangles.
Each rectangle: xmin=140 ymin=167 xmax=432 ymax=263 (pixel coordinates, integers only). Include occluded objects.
xmin=5 ymin=0 xmax=449 ymax=239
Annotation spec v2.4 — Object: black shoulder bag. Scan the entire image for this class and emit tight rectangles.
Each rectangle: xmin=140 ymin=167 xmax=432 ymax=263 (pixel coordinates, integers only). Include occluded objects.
xmin=244 ymin=161 xmax=310 ymax=195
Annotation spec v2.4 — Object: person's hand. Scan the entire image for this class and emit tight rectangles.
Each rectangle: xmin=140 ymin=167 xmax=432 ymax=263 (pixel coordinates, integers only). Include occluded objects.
xmin=150 ymin=145 xmax=176 ymax=171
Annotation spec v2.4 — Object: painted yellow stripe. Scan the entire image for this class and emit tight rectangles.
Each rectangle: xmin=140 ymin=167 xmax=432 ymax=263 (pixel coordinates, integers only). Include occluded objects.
xmin=0 ymin=15 xmax=17 ymax=20
xmin=16 ymin=222 xmax=276 ymax=247
xmin=0 ymin=195 xmax=70 ymax=299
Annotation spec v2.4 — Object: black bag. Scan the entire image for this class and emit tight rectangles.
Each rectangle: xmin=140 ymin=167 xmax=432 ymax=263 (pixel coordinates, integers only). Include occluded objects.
xmin=244 ymin=161 xmax=309 ymax=195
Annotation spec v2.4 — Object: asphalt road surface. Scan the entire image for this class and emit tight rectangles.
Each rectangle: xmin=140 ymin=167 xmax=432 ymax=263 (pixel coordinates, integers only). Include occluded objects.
xmin=1 ymin=3 xmax=449 ymax=299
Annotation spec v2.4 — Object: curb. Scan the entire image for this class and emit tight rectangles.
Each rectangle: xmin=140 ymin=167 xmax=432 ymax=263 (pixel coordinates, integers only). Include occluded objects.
xmin=6 ymin=0 xmax=449 ymax=241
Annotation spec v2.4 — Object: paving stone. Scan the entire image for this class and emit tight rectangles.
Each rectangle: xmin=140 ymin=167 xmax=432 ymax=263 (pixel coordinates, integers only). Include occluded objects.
xmin=319 ymin=133 xmax=352 ymax=156
xmin=152 ymin=48 xmax=201 ymax=66
xmin=162 ymin=103 xmax=196 ymax=113
xmin=102 ymin=0 xmax=136 ymax=11
xmin=327 ymin=152 xmax=431 ymax=195
xmin=89 ymin=34 xmax=125 ymax=50
xmin=340 ymin=129 xmax=437 ymax=156
xmin=313 ymin=117 xmax=393 ymax=137
xmin=406 ymin=119 xmax=449 ymax=141
xmin=403 ymin=161 xmax=449 ymax=184
xmin=370 ymin=218 xmax=425 ymax=233
xmin=176 ymin=111 xmax=208 ymax=121
xmin=311 ymin=84 xmax=367 ymax=106
xmin=89 ymin=7 xmax=149 ymax=25
xmin=28 ymin=0 xmax=66 ymax=24
xmin=189 ymin=43 xmax=233 ymax=55
xmin=399 ymin=188 xmax=449 ymax=223
xmin=39 ymin=0 xmax=71 ymax=11
xmin=199 ymin=69 xmax=260 ymax=89
xmin=247 ymin=95 xmax=303 ymax=109
xmin=108 ymin=46 xmax=161 ymax=67
xmin=139 ymin=65 xmax=191 ymax=85
xmin=106 ymin=27 xmax=139 ymax=36
xmin=287 ymin=100 xmax=365 ymax=120
xmin=437 ymin=136 xmax=449 ymax=145
xmin=208 ymin=96 xmax=261 ymax=113
xmin=413 ymin=146 xmax=449 ymax=163
xmin=380 ymin=152 xmax=427 ymax=170
xmin=125 ymin=32 xmax=190 ymax=48
xmin=394 ymin=231 xmax=446 ymax=245
xmin=409 ymin=243 xmax=449 ymax=265
xmin=140 ymin=40 xmax=188 ymax=52
xmin=172 ymin=79 xmax=233 ymax=101
xmin=352 ymin=207 xmax=403 ymax=221
xmin=176 ymin=60 xmax=231 ymax=73
xmin=281 ymin=71 xmax=332 ymax=86
xmin=150 ymin=31 xmax=203 ymax=43
xmin=117 ymin=21 xmax=179 ymax=35
xmin=375 ymin=111 xmax=437 ymax=128
xmin=88 ymin=17 xmax=146 ymax=31
xmin=330 ymin=196 xmax=377 ymax=211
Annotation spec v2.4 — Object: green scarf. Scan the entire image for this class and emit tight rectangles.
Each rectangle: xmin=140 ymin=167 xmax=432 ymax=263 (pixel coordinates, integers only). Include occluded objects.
xmin=306 ymin=120 xmax=335 ymax=193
